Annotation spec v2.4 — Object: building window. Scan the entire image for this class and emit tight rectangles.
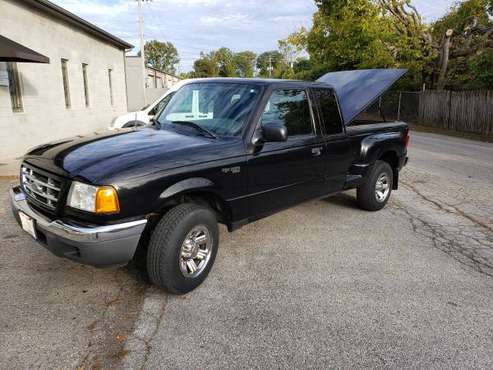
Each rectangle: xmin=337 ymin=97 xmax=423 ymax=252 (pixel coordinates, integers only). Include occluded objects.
xmin=82 ymin=63 xmax=89 ymax=107
xmin=61 ymin=59 xmax=71 ymax=108
xmin=108 ymin=69 xmax=114 ymax=106
xmin=7 ymin=62 xmax=23 ymax=112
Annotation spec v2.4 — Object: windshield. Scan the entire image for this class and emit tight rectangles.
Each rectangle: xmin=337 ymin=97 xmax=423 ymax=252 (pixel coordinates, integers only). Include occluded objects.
xmin=156 ymin=83 xmax=261 ymax=137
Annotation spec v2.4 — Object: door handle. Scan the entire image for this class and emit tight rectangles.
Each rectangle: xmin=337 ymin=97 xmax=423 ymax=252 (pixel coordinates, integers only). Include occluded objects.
xmin=185 ymin=114 xmax=194 ymax=118
xmin=312 ymin=147 xmax=323 ymax=156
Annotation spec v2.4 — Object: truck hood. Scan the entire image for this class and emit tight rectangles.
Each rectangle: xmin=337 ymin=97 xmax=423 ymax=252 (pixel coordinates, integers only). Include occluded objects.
xmin=24 ymin=128 xmax=238 ymax=183
xmin=317 ymin=69 xmax=407 ymax=125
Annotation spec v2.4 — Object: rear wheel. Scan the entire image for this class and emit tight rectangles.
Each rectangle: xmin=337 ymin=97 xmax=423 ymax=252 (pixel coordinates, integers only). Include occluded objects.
xmin=357 ymin=160 xmax=393 ymax=211
xmin=146 ymin=203 xmax=219 ymax=294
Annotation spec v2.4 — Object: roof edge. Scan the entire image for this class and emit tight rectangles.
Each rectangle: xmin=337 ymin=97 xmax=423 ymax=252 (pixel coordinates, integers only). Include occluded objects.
xmin=126 ymin=56 xmax=181 ymax=79
xmin=23 ymin=0 xmax=133 ymax=50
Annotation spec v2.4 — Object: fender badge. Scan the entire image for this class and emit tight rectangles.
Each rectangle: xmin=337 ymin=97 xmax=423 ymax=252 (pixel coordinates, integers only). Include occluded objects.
xmin=222 ymin=166 xmax=241 ymax=174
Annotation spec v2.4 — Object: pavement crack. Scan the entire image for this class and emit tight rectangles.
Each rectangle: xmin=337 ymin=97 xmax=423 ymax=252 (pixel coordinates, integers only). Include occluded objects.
xmin=139 ymin=294 xmax=168 ymax=370
xmin=392 ymin=199 xmax=493 ymax=278
xmin=401 ymin=180 xmax=493 ymax=233
xmin=121 ymin=288 xmax=169 ymax=370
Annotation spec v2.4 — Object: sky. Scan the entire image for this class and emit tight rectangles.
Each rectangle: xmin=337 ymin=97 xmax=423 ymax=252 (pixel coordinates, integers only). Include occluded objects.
xmin=52 ymin=0 xmax=458 ymax=73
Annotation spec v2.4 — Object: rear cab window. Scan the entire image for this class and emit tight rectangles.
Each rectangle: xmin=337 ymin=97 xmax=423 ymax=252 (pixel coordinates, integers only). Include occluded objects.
xmin=311 ymin=88 xmax=343 ymax=136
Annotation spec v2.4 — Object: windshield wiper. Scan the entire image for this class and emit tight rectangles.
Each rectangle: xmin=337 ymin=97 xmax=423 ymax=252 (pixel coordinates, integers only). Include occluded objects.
xmin=171 ymin=121 xmax=217 ymax=139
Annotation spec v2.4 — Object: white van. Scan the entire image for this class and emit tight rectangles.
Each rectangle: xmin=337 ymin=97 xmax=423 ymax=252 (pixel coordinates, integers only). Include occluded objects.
xmin=110 ymin=79 xmax=216 ymax=129
xmin=165 ymin=89 xmax=214 ymax=122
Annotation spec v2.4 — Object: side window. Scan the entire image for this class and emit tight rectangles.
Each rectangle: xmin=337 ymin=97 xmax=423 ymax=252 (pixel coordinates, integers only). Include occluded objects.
xmin=261 ymin=89 xmax=313 ymax=136
xmin=313 ymin=88 xmax=342 ymax=135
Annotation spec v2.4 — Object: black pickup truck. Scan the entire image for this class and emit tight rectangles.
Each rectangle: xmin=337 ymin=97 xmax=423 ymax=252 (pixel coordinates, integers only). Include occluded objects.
xmin=10 ymin=69 xmax=409 ymax=294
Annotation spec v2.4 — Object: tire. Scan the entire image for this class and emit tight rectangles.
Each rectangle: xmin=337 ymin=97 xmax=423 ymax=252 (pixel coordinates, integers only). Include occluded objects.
xmin=146 ymin=203 xmax=219 ymax=294
xmin=122 ymin=120 xmax=146 ymax=128
xmin=357 ymin=160 xmax=393 ymax=211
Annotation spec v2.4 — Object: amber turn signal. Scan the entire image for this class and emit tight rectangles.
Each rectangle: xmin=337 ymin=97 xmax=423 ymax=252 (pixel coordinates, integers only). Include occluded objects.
xmin=95 ymin=186 xmax=120 ymax=214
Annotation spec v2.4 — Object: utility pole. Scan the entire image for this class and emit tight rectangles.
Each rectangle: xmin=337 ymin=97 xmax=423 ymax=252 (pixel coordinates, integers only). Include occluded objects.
xmin=137 ymin=0 xmax=149 ymax=105
xmin=268 ymin=56 xmax=272 ymax=78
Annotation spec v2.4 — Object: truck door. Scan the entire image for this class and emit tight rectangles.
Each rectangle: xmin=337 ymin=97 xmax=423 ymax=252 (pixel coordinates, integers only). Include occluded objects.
xmin=245 ymin=88 xmax=328 ymax=217
xmin=310 ymin=88 xmax=352 ymax=192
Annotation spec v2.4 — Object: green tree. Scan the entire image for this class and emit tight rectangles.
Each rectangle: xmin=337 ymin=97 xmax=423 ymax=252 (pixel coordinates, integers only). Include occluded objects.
xmin=307 ymin=0 xmax=395 ymax=72
xmin=433 ymin=0 xmax=492 ymax=37
xmin=469 ymin=49 xmax=493 ymax=88
xmin=281 ymin=0 xmax=493 ymax=89
xmin=190 ymin=48 xmax=257 ymax=78
xmin=214 ymin=47 xmax=236 ymax=77
xmin=429 ymin=0 xmax=493 ymax=88
xmin=380 ymin=0 xmax=493 ymax=88
xmin=143 ymin=40 xmax=180 ymax=74
xmin=233 ymin=51 xmax=257 ymax=77
xmin=256 ymin=51 xmax=283 ymax=77
xmin=191 ymin=52 xmax=218 ymax=77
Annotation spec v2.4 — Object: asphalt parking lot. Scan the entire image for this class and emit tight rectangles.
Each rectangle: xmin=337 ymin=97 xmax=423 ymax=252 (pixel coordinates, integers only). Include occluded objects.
xmin=1 ymin=131 xmax=492 ymax=369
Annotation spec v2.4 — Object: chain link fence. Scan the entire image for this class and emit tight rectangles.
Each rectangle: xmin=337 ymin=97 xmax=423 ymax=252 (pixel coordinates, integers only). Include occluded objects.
xmin=397 ymin=91 xmax=421 ymax=122
xmin=358 ymin=91 xmax=421 ymax=123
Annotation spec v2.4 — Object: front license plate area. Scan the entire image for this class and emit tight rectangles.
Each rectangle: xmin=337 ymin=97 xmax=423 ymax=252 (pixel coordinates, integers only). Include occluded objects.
xmin=19 ymin=211 xmax=37 ymax=239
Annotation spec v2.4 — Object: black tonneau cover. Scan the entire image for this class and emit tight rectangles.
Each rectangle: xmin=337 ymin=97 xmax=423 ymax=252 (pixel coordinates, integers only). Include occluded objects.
xmin=317 ymin=69 xmax=407 ymax=125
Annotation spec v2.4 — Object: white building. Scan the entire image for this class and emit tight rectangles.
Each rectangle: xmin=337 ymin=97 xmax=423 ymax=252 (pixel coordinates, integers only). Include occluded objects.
xmin=125 ymin=56 xmax=181 ymax=111
xmin=0 ymin=0 xmax=132 ymax=172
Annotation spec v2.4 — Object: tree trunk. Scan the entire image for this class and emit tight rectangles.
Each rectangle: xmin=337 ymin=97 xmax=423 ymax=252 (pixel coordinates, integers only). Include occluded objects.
xmin=437 ymin=29 xmax=453 ymax=90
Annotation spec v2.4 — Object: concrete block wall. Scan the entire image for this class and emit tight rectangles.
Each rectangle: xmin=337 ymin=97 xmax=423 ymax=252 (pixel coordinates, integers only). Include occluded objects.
xmin=125 ymin=57 xmax=146 ymax=111
xmin=125 ymin=57 xmax=181 ymax=111
xmin=0 ymin=0 xmax=129 ymax=165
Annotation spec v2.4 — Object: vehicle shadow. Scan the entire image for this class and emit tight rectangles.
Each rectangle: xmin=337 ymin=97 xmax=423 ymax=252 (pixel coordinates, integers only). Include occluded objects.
xmin=129 ymin=245 xmax=152 ymax=285
xmin=127 ymin=191 xmax=361 ymax=286
xmin=321 ymin=192 xmax=359 ymax=210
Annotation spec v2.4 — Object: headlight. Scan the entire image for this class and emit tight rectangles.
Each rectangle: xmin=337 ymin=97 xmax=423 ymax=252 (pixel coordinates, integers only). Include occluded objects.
xmin=67 ymin=181 xmax=120 ymax=214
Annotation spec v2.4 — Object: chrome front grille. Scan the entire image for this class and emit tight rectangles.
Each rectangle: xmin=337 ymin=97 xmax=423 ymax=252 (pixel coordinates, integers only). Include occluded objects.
xmin=21 ymin=165 xmax=62 ymax=210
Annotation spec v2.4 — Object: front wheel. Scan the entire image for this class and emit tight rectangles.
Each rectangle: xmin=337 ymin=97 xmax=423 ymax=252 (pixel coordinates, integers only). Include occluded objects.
xmin=146 ymin=203 xmax=219 ymax=294
xmin=357 ymin=160 xmax=393 ymax=211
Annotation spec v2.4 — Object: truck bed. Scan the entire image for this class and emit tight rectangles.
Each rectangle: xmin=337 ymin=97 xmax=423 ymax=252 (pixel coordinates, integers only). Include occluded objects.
xmin=346 ymin=121 xmax=408 ymax=136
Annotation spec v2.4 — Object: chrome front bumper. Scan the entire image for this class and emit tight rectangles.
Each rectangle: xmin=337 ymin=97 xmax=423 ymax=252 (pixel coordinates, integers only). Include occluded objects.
xmin=10 ymin=186 xmax=147 ymax=267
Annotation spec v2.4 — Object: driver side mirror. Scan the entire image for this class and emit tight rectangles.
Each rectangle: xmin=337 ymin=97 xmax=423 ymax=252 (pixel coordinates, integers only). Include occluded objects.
xmin=261 ymin=122 xmax=288 ymax=142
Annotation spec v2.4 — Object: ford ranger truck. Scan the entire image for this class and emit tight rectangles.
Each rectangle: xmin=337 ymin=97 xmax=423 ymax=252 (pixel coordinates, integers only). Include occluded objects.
xmin=10 ymin=69 xmax=409 ymax=294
